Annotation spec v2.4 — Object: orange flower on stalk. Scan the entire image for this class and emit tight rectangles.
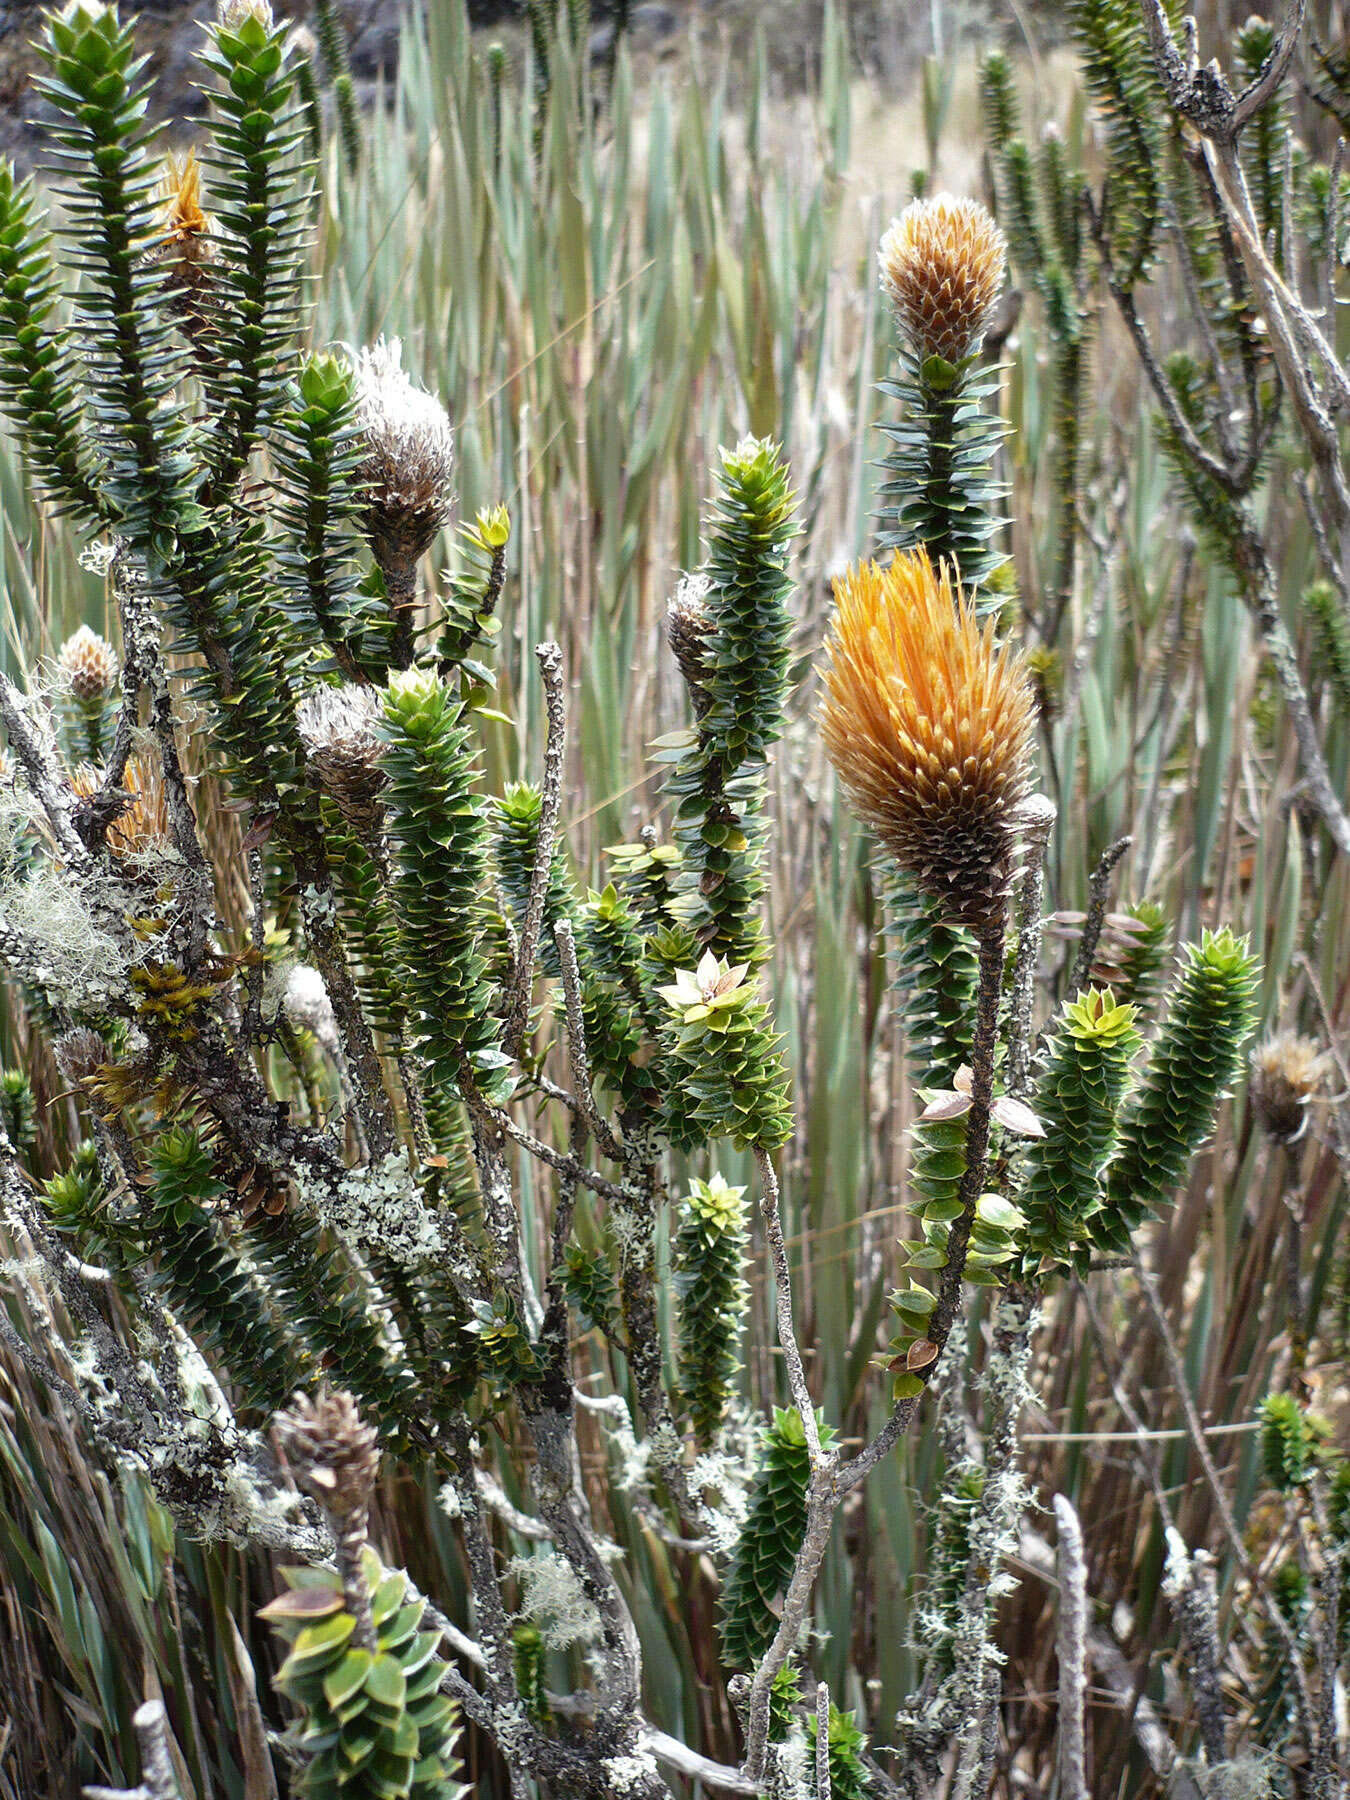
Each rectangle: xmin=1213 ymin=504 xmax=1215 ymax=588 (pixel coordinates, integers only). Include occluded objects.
xmin=151 ymin=150 xmax=216 ymax=304
xmin=878 ymin=194 xmax=1007 ymax=365
xmin=819 ymin=550 xmax=1035 ymax=929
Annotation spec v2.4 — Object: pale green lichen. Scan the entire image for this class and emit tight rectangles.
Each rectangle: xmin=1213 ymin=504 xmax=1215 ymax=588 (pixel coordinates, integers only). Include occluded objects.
xmin=509 ymin=1549 xmax=602 ymax=1650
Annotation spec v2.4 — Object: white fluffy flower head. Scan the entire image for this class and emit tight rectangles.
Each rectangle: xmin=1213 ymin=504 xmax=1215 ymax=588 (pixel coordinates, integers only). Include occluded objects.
xmin=217 ymin=0 xmax=274 ymax=28
xmin=349 ymin=337 xmax=456 ymax=562
xmin=296 ymin=683 xmax=386 ymax=832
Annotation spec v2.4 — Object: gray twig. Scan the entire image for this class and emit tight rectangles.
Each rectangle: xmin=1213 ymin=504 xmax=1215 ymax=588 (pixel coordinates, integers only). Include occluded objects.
xmin=553 ymin=917 xmax=625 ymax=1162
xmin=815 ymin=1681 xmax=832 ymax=1800
xmin=1066 ymin=837 xmax=1132 ymax=1001
xmin=1006 ymin=795 xmax=1057 ymax=1097
xmin=504 ymin=641 xmax=567 ymax=1059
xmin=83 ymin=1701 xmax=181 ymax=1800
xmin=0 ymin=675 xmax=90 ymax=867
xmin=1053 ymin=1495 xmax=1090 ymax=1800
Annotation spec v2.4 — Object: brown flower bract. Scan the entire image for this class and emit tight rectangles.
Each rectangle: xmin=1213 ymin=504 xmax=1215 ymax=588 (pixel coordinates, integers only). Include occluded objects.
xmin=878 ymin=194 xmax=1007 ymax=364
xmin=275 ymin=1386 xmax=380 ymax=1519
xmin=819 ymin=550 xmax=1034 ymax=928
xmin=58 ymin=624 xmax=119 ymax=702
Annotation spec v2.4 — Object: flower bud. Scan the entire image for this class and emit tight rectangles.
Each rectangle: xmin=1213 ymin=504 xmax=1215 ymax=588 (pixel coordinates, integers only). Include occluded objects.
xmin=348 ymin=338 xmax=456 ymax=582
xmin=216 ymin=0 xmax=274 ymax=27
xmin=57 ymin=624 xmax=119 ymax=703
xmin=296 ymin=684 xmax=386 ymax=837
xmin=666 ymin=572 xmax=715 ymax=718
xmin=878 ymin=194 xmax=1007 ymax=365
xmin=274 ymin=1386 xmax=380 ymax=1520
xmin=150 ymin=151 xmax=216 ymax=310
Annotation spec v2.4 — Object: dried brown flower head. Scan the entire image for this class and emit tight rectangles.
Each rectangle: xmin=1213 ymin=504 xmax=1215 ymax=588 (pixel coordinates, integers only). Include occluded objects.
xmin=1249 ymin=1032 xmax=1329 ymax=1144
xmin=54 ymin=1026 xmax=112 ymax=1088
xmin=349 ymin=337 xmax=456 ymax=573
xmin=819 ymin=550 xmax=1035 ymax=928
xmin=878 ymin=195 xmax=1007 ymax=364
xmin=296 ymin=684 xmax=386 ymax=837
xmin=666 ymin=571 xmax=714 ymax=718
xmin=69 ymin=755 xmax=170 ymax=855
xmin=57 ymin=625 xmax=119 ymax=703
xmin=274 ymin=1386 xmax=380 ymax=1519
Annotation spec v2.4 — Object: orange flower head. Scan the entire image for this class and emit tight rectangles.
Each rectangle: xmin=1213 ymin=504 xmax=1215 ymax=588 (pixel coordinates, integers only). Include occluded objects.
xmin=152 ymin=151 xmax=216 ymax=299
xmin=819 ymin=550 xmax=1035 ymax=928
xmin=878 ymin=195 xmax=1006 ymax=364
xmin=70 ymin=755 xmax=170 ymax=856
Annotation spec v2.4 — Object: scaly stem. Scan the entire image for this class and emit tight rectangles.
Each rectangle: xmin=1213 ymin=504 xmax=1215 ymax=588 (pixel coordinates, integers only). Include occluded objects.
xmin=741 ymin=913 xmax=1006 ymax=1782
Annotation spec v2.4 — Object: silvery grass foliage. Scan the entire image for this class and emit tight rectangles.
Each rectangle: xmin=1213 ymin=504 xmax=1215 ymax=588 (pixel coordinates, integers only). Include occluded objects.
xmin=0 ymin=3 xmax=1342 ymax=1799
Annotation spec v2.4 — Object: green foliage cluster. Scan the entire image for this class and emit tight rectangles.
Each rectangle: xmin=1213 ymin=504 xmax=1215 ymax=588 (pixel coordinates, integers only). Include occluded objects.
xmin=1061 ymin=0 xmax=1165 ymax=281
xmin=876 ymin=345 xmax=1008 ymax=592
xmin=885 ymin=876 xmax=977 ymax=1089
xmin=272 ymin=354 xmax=387 ymax=675
xmin=492 ymin=781 xmax=576 ymax=981
xmin=979 ymin=48 xmax=1088 ymax=621
xmin=382 ymin=670 xmax=513 ymax=1107
xmin=925 ymin=1463 xmax=986 ymax=1680
xmin=719 ymin=1407 xmax=835 ymax=1669
xmin=143 ymin=1127 xmax=301 ymax=1412
xmin=1019 ymin=988 xmax=1140 ymax=1269
xmin=657 ymin=953 xmax=793 ymax=1151
xmin=1093 ymin=929 xmax=1259 ymax=1254
xmin=0 ymin=0 xmax=1332 ymax=1793
xmin=266 ymin=1554 xmax=466 ymax=1800
xmin=662 ymin=439 xmax=796 ymax=965
xmin=1259 ymin=1392 xmax=1313 ymax=1492
xmin=673 ymin=1174 xmax=749 ymax=1444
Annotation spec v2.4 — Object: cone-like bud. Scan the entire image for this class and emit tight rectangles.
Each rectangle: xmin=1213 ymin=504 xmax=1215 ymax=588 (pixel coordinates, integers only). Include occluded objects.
xmin=878 ymin=194 xmax=1007 ymax=364
xmin=1249 ymin=1032 xmax=1328 ymax=1145
xmin=275 ymin=1385 xmax=380 ymax=1520
xmin=296 ymin=683 xmax=386 ymax=837
xmin=349 ymin=337 xmax=456 ymax=573
xmin=217 ymin=0 xmax=274 ymax=25
xmin=57 ymin=624 xmax=119 ymax=701
xmin=819 ymin=550 xmax=1035 ymax=929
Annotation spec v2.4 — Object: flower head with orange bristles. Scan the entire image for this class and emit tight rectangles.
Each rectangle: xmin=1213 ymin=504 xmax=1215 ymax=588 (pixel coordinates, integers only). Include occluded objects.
xmin=151 ymin=150 xmax=216 ymax=303
xmin=878 ymin=195 xmax=1007 ymax=365
xmin=70 ymin=755 xmax=170 ymax=856
xmin=818 ymin=550 xmax=1035 ymax=929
